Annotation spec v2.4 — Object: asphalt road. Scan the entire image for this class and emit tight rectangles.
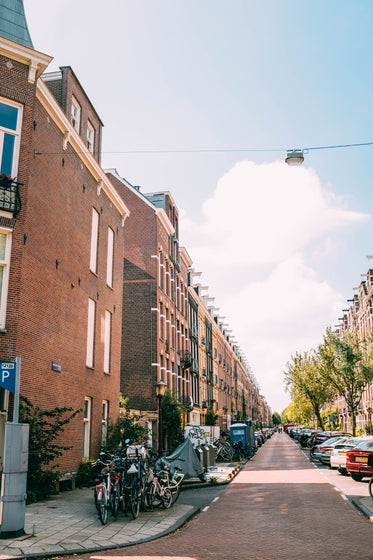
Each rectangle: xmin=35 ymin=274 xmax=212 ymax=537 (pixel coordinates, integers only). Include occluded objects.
xmin=61 ymin=432 xmax=373 ymax=560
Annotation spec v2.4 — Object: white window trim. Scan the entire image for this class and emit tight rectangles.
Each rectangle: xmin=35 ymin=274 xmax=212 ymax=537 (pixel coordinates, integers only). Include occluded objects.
xmin=106 ymin=227 xmax=114 ymax=287
xmin=102 ymin=400 xmax=108 ymax=445
xmin=87 ymin=121 xmax=95 ymax=154
xmin=71 ymin=95 xmax=81 ymax=132
xmin=0 ymin=97 xmax=23 ymax=178
xmin=86 ymin=298 xmax=96 ymax=368
xmin=104 ymin=310 xmax=111 ymax=374
xmin=83 ymin=397 xmax=92 ymax=459
xmin=0 ymin=228 xmax=12 ymax=330
xmin=90 ymin=208 xmax=99 ymax=274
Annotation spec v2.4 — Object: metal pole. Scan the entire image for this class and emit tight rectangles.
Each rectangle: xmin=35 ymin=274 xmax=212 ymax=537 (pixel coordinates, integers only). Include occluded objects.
xmin=13 ymin=357 xmax=21 ymax=423
xmin=158 ymin=395 xmax=163 ymax=456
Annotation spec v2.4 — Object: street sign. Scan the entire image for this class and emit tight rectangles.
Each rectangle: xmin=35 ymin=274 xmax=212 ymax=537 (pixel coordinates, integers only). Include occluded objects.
xmin=0 ymin=362 xmax=16 ymax=393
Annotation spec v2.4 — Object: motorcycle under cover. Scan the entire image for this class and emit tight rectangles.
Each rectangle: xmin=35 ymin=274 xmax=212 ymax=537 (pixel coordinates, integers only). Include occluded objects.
xmin=159 ymin=438 xmax=204 ymax=479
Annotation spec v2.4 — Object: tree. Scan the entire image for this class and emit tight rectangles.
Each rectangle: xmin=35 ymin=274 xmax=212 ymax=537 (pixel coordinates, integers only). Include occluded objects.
xmin=318 ymin=329 xmax=373 ymax=435
xmin=105 ymin=394 xmax=148 ymax=452
xmin=19 ymin=396 xmax=82 ymax=503
xmin=272 ymin=411 xmax=282 ymax=426
xmin=284 ymin=350 xmax=334 ymax=429
xmin=205 ymin=407 xmax=218 ymax=426
xmin=241 ymin=390 xmax=247 ymax=421
xmin=161 ymin=390 xmax=184 ymax=453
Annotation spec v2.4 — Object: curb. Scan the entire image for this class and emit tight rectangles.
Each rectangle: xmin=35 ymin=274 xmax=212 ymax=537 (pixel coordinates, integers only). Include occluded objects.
xmin=349 ymin=496 xmax=373 ymax=523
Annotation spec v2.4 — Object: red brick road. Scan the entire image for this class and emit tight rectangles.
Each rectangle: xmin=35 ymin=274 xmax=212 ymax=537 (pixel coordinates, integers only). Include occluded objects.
xmin=76 ymin=433 xmax=373 ymax=560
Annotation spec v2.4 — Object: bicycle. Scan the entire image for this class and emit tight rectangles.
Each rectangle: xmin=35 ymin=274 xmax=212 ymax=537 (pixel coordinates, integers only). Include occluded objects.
xmin=145 ymin=468 xmax=173 ymax=509
xmin=93 ymin=462 xmax=112 ymax=525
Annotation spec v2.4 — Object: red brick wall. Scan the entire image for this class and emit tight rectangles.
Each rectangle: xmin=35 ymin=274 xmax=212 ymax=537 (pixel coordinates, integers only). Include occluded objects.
xmin=0 ymin=58 xmax=124 ymax=471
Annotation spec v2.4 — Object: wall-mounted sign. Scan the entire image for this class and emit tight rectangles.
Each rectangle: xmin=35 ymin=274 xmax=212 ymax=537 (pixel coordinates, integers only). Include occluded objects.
xmin=0 ymin=362 xmax=16 ymax=393
xmin=51 ymin=361 xmax=61 ymax=372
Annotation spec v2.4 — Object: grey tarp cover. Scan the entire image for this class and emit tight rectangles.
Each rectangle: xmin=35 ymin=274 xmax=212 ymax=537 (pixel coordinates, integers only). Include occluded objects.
xmin=156 ymin=438 xmax=203 ymax=479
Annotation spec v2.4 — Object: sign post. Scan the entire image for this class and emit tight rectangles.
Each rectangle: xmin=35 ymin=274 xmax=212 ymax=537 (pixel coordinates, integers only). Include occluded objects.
xmin=0 ymin=358 xmax=28 ymax=538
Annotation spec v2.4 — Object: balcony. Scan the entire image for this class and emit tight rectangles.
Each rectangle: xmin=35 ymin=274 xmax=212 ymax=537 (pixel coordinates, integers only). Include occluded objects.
xmin=180 ymin=350 xmax=192 ymax=369
xmin=0 ymin=177 xmax=22 ymax=216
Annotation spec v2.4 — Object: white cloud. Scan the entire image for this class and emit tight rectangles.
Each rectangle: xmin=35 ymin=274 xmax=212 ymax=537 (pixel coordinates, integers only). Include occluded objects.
xmin=181 ymin=160 xmax=370 ymax=413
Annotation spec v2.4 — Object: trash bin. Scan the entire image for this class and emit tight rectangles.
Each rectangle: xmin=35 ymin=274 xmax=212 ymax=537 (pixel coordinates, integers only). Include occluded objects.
xmin=230 ymin=423 xmax=249 ymax=449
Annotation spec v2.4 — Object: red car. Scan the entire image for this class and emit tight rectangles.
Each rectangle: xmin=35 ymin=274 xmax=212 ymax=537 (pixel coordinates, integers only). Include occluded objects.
xmin=346 ymin=440 xmax=373 ymax=481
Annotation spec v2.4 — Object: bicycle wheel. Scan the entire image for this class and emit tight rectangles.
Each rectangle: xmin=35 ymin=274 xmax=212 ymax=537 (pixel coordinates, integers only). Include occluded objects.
xmin=145 ymin=480 xmax=157 ymax=509
xmin=161 ymin=487 xmax=172 ymax=509
xmin=129 ymin=481 xmax=140 ymax=519
xmin=171 ymin=484 xmax=181 ymax=504
xmin=98 ymin=486 xmax=108 ymax=525
xmin=369 ymin=476 xmax=373 ymax=499
xmin=111 ymin=486 xmax=120 ymax=518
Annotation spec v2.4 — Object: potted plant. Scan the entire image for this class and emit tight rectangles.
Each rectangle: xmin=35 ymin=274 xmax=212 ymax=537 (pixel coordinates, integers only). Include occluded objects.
xmin=0 ymin=173 xmax=14 ymax=186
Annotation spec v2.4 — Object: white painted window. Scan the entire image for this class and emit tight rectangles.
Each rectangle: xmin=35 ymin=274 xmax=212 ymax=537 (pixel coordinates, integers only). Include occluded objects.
xmin=86 ymin=298 xmax=96 ymax=368
xmin=102 ymin=400 xmax=108 ymax=445
xmin=71 ymin=96 xmax=81 ymax=132
xmin=0 ymin=98 xmax=23 ymax=177
xmin=90 ymin=208 xmax=99 ymax=273
xmin=104 ymin=310 xmax=111 ymax=374
xmin=106 ymin=227 xmax=114 ymax=287
xmin=82 ymin=397 xmax=92 ymax=459
xmin=87 ymin=121 xmax=95 ymax=153
xmin=0 ymin=230 xmax=12 ymax=330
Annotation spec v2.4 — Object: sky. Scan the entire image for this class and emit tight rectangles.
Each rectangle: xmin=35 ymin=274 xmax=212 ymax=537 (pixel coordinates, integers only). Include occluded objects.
xmin=23 ymin=0 xmax=373 ymax=414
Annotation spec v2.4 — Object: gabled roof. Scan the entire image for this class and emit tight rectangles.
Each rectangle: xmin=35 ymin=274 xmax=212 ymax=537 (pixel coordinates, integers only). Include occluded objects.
xmin=0 ymin=0 xmax=33 ymax=49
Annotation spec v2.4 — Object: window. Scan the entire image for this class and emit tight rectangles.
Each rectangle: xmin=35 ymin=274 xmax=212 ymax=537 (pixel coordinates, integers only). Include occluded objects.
xmin=0 ymin=230 xmax=12 ymax=329
xmin=90 ymin=208 xmax=99 ymax=273
xmin=0 ymin=98 xmax=22 ymax=176
xmin=104 ymin=310 xmax=111 ymax=374
xmin=106 ymin=227 xmax=114 ymax=287
xmin=86 ymin=298 xmax=96 ymax=368
xmin=102 ymin=400 xmax=108 ymax=445
xmin=71 ymin=96 xmax=81 ymax=132
xmin=82 ymin=397 xmax=92 ymax=459
xmin=87 ymin=121 xmax=95 ymax=154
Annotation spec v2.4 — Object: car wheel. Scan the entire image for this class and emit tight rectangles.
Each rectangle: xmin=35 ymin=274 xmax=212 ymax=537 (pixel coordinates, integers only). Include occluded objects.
xmin=350 ymin=473 xmax=363 ymax=482
xmin=338 ymin=467 xmax=348 ymax=476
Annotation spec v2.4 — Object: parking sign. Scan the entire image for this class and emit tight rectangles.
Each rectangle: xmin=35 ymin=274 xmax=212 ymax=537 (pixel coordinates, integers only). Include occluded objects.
xmin=0 ymin=362 xmax=16 ymax=393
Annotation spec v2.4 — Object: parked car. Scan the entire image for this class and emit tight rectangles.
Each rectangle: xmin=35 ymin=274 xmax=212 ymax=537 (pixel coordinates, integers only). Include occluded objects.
xmin=346 ymin=440 xmax=373 ymax=481
xmin=298 ymin=429 xmax=317 ymax=448
xmin=319 ymin=436 xmax=353 ymax=465
xmin=309 ymin=431 xmax=351 ymax=453
xmin=311 ymin=436 xmax=347 ymax=462
xmin=330 ymin=437 xmax=373 ymax=474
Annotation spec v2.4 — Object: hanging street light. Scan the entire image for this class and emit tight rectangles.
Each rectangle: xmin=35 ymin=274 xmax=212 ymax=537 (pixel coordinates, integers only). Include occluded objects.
xmin=285 ymin=149 xmax=304 ymax=166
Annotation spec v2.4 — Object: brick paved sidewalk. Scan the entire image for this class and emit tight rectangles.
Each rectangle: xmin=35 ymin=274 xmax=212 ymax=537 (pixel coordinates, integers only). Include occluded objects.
xmin=0 ymin=487 xmax=198 ymax=559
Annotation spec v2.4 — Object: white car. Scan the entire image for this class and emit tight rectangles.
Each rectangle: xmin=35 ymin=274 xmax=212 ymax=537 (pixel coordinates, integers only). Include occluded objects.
xmin=330 ymin=436 xmax=373 ymax=474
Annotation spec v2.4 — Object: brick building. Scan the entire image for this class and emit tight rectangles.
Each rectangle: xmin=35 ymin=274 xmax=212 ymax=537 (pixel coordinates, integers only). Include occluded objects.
xmin=0 ymin=3 xmax=129 ymax=472
xmin=104 ymin=171 xmax=191 ymax=449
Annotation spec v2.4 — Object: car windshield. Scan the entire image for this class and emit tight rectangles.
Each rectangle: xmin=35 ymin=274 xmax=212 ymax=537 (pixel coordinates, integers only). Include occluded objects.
xmin=355 ymin=440 xmax=373 ymax=451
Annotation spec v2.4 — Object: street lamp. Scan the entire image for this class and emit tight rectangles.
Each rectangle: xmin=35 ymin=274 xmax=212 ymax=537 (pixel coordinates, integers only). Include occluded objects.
xmin=156 ymin=381 xmax=166 ymax=455
xmin=285 ymin=149 xmax=304 ymax=166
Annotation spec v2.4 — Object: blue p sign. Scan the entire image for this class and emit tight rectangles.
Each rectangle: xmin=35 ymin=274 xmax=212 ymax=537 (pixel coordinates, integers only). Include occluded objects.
xmin=0 ymin=362 xmax=16 ymax=393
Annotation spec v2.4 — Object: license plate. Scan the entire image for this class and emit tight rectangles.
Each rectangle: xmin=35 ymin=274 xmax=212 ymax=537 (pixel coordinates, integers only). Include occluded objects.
xmin=355 ymin=456 xmax=368 ymax=463
xmin=338 ymin=451 xmax=346 ymax=456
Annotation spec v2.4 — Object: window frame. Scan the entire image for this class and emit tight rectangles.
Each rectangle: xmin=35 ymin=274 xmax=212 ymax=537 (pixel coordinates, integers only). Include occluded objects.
xmin=86 ymin=120 xmax=95 ymax=154
xmin=104 ymin=310 xmax=112 ymax=374
xmin=0 ymin=228 xmax=12 ymax=330
xmin=0 ymin=97 xmax=23 ymax=177
xmin=71 ymin=95 xmax=81 ymax=133
xmin=106 ymin=227 xmax=114 ymax=287
xmin=90 ymin=208 xmax=99 ymax=274
xmin=82 ymin=396 xmax=92 ymax=460
xmin=86 ymin=298 xmax=96 ymax=368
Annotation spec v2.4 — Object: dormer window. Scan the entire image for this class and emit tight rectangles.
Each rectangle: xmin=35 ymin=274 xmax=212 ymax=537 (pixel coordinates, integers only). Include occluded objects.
xmin=71 ymin=96 xmax=81 ymax=132
xmin=87 ymin=121 xmax=94 ymax=154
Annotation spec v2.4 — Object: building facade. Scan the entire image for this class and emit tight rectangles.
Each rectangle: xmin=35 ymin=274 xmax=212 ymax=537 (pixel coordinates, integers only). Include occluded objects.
xmin=0 ymin=11 xmax=128 ymax=472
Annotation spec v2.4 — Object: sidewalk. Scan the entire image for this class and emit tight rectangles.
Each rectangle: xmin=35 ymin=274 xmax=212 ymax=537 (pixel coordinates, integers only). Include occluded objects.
xmin=0 ymin=487 xmax=198 ymax=559
xmin=0 ymin=462 xmax=240 ymax=560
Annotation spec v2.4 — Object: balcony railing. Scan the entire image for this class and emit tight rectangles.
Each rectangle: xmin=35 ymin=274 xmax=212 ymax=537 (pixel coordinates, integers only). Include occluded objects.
xmin=0 ymin=178 xmax=22 ymax=216
xmin=180 ymin=350 xmax=192 ymax=369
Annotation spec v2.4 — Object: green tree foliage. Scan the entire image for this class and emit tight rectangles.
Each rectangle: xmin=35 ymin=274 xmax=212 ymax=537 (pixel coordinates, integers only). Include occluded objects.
xmin=161 ymin=390 xmax=184 ymax=453
xmin=284 ymin=350 xmax=335 ymax=430
xmin=104 ymin=394 xmax=148 ymax=452
xmin=272 ymin=411 xmax=282 ymax=426
xmin=19 ymin=396 xmax=82 ymax=503
xmin=241 ymin=390 xmax=247 ymax=420
xmin=205 ymin=407 xmax=218 ymax=426
xmin=318 ymin=329 xmax=373 ymax=435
